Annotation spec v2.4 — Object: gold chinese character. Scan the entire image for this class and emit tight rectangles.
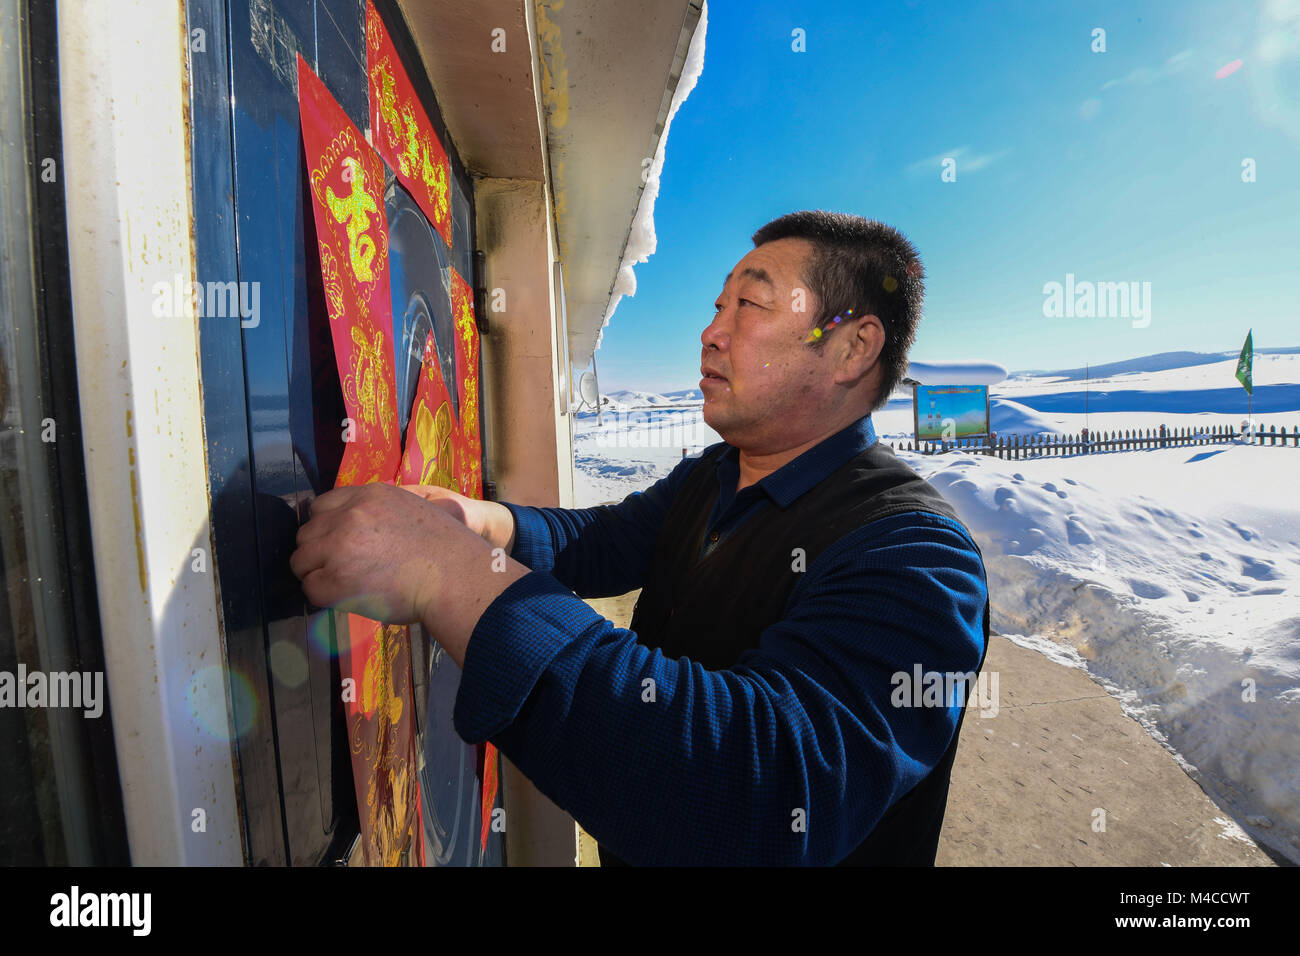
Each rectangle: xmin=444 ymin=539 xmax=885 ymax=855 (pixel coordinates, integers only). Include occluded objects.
xmin=326 ymin=157 xmax=378 ymax=283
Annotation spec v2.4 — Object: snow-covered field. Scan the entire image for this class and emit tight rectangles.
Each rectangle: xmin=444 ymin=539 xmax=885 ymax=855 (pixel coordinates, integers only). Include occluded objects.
xmin=574 ymin=349 xmax=1300 ymax=863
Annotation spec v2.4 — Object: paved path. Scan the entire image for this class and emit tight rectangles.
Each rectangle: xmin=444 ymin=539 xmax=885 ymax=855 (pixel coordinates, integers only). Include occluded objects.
xmin=939 ymin=634 xmax=1274 ymax=866
xmin=580 ymin=590 xmax=1277 ymax=866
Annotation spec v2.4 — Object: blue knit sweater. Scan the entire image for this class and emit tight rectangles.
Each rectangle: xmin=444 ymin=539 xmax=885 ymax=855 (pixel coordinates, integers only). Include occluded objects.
xmin=451 ymin=413 xmax=989 ymax=864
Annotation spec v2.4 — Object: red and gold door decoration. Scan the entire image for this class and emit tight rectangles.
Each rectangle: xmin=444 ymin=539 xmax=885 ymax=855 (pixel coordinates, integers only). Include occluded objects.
xmin=397 ymin=269 xmax=482 ymax=499
xmin=299 ymin=57 xmax=401 ymax=489
xmin=366 ymin=0 xmax=453 ymax=251
xmin=297 ymin=47 xmax=497 ymax=865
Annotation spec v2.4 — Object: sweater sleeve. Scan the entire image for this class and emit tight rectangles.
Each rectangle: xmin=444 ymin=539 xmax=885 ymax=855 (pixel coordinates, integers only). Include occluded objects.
xmin=452 ymin=510 xmax=989 ymax=865
xmin=500 ymin=445 xmax=716 ymax=598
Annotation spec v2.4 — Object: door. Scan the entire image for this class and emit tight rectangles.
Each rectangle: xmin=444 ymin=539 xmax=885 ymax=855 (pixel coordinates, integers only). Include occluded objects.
xmin=187 ymin=0 xmax=498 ymax=866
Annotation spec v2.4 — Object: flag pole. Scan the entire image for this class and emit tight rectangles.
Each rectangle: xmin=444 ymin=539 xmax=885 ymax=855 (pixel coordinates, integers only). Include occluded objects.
xmin=1236 ymin=329 xmax=1254 ymax=443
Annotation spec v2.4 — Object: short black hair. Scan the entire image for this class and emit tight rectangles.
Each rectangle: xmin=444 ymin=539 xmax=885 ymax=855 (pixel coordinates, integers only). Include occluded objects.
xmin=751 ymin=210 xmax=924 ymax=412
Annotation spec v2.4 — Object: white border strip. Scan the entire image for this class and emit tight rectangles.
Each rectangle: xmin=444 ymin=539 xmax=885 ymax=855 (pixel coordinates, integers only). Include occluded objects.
xmin=58 ymin=0 xmax=242 ymax=864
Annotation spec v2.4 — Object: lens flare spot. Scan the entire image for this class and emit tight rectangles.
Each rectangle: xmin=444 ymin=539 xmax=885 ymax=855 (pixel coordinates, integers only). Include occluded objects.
xmin=883 ymin=276 xmax=899 ymax=292
xmin=185 ymin=666 xmax=258 ymax=740
xmin=1215 ymin=58 xmax=1243 ymax=79
xmin=270 ymin=639 xmax=309 ymax=688
xmin=306 ymin=609 xmax=340 ymax=657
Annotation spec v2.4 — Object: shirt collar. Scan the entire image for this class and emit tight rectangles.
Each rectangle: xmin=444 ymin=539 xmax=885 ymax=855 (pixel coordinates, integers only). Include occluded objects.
xmin=715 ymin=412 xmax=878 ymax=509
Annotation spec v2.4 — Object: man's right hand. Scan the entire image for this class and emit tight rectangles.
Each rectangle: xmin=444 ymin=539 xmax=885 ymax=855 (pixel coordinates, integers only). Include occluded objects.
xmin=398 ymin=484 xmax=517 ymax=555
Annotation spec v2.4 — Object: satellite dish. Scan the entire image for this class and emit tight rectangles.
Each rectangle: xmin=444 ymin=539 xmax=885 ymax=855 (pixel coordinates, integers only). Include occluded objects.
xmin=577 ymin=370 xmax=600 ymax=408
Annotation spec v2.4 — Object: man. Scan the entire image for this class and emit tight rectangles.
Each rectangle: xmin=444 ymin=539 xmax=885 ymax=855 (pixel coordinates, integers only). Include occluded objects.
xmin=291 ymin=210 xmax=990 ymax=866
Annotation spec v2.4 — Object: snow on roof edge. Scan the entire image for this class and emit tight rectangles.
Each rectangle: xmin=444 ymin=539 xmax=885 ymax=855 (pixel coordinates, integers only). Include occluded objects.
xmin=906 ymin=359 xmax=1009 ymax=386
xmin=589 ymin=0 xmax=708 ymax=360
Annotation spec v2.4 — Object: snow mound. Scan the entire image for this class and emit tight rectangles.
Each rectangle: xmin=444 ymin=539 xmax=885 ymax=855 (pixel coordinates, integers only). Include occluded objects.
xmin=909 ymin=445 xmax=1300 ymax=863
xmin=989 ymin=398 xmax=1067 ymax=436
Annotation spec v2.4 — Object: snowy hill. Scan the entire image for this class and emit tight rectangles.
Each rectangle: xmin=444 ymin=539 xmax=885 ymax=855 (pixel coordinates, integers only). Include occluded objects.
xmin=1017 ymin=347 xmax=1300 ymax=382
xmin=604 ymin=388 xmax=680 ymax=407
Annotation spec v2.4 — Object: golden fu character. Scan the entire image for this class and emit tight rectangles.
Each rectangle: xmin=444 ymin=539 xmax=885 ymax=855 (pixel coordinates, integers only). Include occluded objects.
xmin=414 ymin=399 xmax=455 ymax=490
xmin=326 ymin=157 xmax=379 ymax=283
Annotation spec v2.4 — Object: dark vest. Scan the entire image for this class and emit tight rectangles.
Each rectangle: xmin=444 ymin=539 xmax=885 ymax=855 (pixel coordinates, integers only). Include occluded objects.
xmin=598 ymin=439 xmax=990 ymax=866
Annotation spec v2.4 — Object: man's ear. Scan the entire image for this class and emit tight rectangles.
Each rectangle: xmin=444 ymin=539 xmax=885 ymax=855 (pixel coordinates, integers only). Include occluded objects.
xmin=833 ymin=314 xmax=884 ymax=386
xmin=851 ymin=314 xmax=885 ymax=364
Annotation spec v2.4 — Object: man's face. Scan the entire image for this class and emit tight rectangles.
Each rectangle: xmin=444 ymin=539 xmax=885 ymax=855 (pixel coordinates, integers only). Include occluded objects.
xmin=700 ymin=237 xmax=840 ymax=451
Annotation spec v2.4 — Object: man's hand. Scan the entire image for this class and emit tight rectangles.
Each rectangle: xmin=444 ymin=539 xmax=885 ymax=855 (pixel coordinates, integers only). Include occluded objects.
xmin=290 ymin=482 xmax=484 ymax=624
xmin=399 ymin=483 xmax=517 ymax=553
xmin=289 ymin=482 xmax=531 ymax=667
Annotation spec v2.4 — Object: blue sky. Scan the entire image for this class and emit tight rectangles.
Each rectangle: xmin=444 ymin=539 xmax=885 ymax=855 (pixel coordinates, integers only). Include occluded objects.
xmin=589 ymin=0 xmax=1300 ymax=393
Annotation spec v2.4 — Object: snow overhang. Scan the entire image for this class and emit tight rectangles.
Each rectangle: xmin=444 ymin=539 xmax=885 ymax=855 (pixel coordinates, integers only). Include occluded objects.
xmin=536 ymin=0 xmax=706 ymax=371
xmin=394 ymin=0 xmax=706 ymax=372
xmin=907 ymin=360 xmax=1009 ymax=386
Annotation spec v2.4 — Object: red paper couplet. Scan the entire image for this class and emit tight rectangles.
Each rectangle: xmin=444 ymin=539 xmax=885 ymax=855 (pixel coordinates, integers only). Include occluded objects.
xmin=298 ymin=53 xmax=402 ymax=488
xmin=396 ymin=266 xmax=494 ymax=853
xmin=298 ymin=53 xmax=418 ymax=867
xmin=300 ymin=28 xmax=495 ymax=863
xmin=366 ymin=0 xmax=454 ymax=250
xmin=397 ymin=266 xmax=482 ymax=499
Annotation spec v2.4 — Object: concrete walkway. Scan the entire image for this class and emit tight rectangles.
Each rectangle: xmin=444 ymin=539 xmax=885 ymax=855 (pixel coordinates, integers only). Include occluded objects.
xmin=580 ymin=590 xmax=1277 ymax=866
xmin=939 ymin=634 xmax=1274 ymax=866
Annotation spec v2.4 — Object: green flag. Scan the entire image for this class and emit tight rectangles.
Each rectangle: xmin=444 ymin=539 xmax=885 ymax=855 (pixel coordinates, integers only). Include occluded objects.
xmin=1235 ymin=329 xmax=1253 ymax=395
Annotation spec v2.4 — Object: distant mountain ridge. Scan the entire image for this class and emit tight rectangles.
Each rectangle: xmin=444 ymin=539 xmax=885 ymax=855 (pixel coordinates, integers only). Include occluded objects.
xmin=603 ymin=387 xmax=702 ymax=407
xmin=599 ymin=347 xmax=1300 ymax=404
xmin=1012 ymin=347 xmax=1300 ymax=381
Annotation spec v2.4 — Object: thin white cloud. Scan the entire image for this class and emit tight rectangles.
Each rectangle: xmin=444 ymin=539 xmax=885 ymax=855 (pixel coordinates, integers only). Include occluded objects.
xmin=1258 ymin=0 xmax=1300 ymax=62
xmin=1250 ymin=0 xmax=1300 ymax=144
xmin=905 ymin=145 xmax=1011 ymax=177
xmin=1099 ymin=48 xmax=1195 ymax=91
xmin=962 ymin=148 xmax=1012 ymax=172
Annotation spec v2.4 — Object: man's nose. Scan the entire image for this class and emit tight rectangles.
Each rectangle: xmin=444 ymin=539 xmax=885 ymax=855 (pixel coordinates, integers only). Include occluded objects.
xmin=702 ymin=307 xmax=730 ymax=349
